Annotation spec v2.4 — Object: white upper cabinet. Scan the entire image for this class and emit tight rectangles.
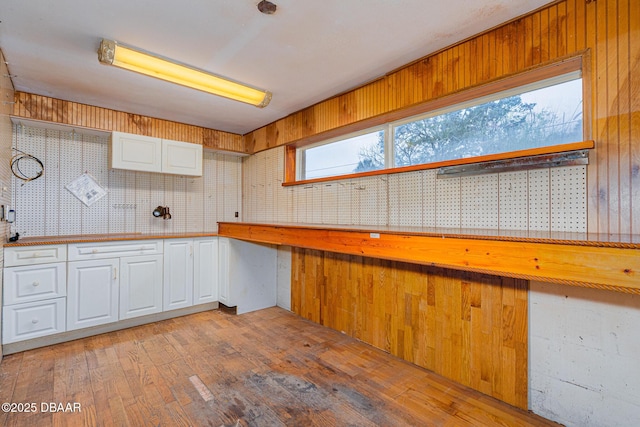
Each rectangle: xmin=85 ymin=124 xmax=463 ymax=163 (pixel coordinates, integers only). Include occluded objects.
xmin=162 ymin=139 xmax=203 ymax=176
xmin=110 ymin=131 xmax=162 ymax=173
xmin=110 ymin=132 xmax=202 ymax=176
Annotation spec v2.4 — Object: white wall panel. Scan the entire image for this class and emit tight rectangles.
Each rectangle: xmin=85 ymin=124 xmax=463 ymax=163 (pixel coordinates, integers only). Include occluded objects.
xmin=12 ymin=125 xmax=241 ymax=237
xmin=461 ymin=174 xmax=499 ymax=229
xmin=529 ymin=169 xmax=550 ymax=231
xmin=499 ymin=171 xmax=529 ymax=231
xmin=435 ymin=177 xmax=460 ymax=228
xmin=551 ymin=166 xmax=587 ymax=232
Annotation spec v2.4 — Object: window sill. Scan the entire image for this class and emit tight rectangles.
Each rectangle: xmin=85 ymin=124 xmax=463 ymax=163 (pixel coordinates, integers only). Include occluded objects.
xmin=283 ymin=140 xmax=594 ymax=187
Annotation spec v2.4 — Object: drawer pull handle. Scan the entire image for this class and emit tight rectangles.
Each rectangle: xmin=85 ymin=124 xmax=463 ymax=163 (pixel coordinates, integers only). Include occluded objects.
xmin=92 ymin=249 xmax=99 ymax=254
xmin=32 ymin=318 xmax=39 ymax=324
xmin=32 ymin=281 xmax=40 ymax=287
xmin=33 ymin=252 xmax=40 ymax=257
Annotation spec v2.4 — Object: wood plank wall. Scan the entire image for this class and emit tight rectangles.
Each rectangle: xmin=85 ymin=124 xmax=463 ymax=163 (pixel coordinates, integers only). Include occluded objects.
xmin=12 ymin=92 xmax=245 ymax=153
xmin=245 ymin=0 xmax=640 ymax=236
xmin=291 ymin=248 xmax=529 ymax=409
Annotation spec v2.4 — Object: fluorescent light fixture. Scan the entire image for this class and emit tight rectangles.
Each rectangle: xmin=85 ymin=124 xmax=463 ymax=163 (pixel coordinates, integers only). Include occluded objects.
xmin=98 ymin=39 xmax=271 ymax=108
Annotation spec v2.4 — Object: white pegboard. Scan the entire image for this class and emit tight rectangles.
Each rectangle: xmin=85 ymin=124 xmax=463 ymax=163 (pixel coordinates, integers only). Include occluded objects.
xmin=389 ymin=171 xmax=422 ymax=227
xmin=264 ymin=151 xmax=275 ymax=223
xmin=311 ymin=184 xmax=322 ymax=224
xmin=551 ymin=166 xmax=587 ymax=232
xmin=461 ymin=174 xmax=499 ymax=229
xmin=81 ymin=135 xmax=109 ymax=235
xmin=422 ymin=170 xmax=437 ymax=227
xmin=203 ymin=152 xmax=218 ymax=232
xmin=336 ymin=181 xmax=351 ymax=225
xmin=528 ymin=169 xmax=550 ymax=231
xmin=499 ymin=170 xmax=528 ymax=231
xmin=321 ymin=183 xmax=338 ymax=224
xmin=275 ymin=147 xmax=290 ymax=223
xmin=12 ymin=124 xmax=242 ymax=237
xmin=435 ymin=177 xmax=461 ymax=228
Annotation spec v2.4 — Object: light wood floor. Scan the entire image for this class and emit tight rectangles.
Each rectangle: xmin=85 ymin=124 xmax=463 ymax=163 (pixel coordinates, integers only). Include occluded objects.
xmin=0 ymin=307 xmax=558 ymax=426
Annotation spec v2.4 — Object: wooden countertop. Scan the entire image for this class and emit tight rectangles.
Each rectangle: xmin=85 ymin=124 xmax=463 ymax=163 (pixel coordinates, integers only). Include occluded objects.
xmin=218 ymin=222 xmax=640 ymax=294
xmin=3 ymin=232 xmax=219 ymax=247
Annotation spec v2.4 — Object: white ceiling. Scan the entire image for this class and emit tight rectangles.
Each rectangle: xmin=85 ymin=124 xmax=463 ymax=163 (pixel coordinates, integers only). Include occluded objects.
xmin=0 ymin=0 xmax=551 ymax=135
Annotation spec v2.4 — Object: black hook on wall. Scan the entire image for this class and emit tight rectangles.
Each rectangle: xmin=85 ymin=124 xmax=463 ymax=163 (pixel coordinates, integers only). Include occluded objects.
xmin=152 ymin=206 xmax=172 ymax=220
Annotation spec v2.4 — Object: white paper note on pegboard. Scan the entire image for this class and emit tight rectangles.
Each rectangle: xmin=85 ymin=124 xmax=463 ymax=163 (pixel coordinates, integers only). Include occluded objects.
xmin=65 ymin=173 xmax=107 ymax=207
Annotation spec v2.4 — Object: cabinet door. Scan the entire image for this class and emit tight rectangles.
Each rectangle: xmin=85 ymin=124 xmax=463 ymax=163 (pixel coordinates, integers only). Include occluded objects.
xmin=162 ymin=139 xmax=203 ymax=176
xmin=120 ymin=254 xmax=163 ymax=319
xmin=163 ymin=240 xmax=194 ymax=310
xmin=194 ymin=238 xmax=218 ymax=305
xmin=218 ymin=238 xmax=230 ymax=306
xmin=67 ymin=259 xmax=119 ymax=331
xmin=110 ymin=131 xmax=162 ymax=173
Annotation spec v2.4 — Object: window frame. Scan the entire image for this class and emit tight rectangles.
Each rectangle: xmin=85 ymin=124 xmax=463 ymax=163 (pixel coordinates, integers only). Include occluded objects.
xmin=284 ymin=55 xmax=591 ymax=186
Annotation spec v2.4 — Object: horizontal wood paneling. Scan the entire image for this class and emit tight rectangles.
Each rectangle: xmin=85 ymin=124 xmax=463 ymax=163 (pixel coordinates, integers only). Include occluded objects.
xmin=291 ymin=248 xmax=529 ymax=409
xmin=244 ymin=0 xmax=640 ymax=236
xmin=12 ymin=92 xmax=245 ymax=153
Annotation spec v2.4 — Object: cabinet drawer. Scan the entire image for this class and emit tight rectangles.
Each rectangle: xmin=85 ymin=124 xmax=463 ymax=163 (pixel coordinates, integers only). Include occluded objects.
xmin=68 ymin=240 xmax=162 ymax=260
xmin=4 ymin=245 xmax=67 ymax=267
xmin=2 ymin=298 xmax=66 ymax=344
xmin=3 ymin=262 xmax=66 ymax=305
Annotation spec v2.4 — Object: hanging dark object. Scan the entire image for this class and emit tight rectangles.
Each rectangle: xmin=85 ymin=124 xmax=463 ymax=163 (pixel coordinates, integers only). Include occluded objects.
xmin=257 ymin=0 xmax=277 ymax=14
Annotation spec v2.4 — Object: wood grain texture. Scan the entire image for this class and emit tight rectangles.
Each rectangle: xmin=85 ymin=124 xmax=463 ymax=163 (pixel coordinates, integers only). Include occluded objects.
xmin=243 ymin=0 xmax=640 ymax=237
xmin=12 ymin=92 xmax=245 ymax=153
xmin=0 ymin=308 xmax=557 ymax=426
xmin=291 ymin=249 xmax=529 ymax=409
xmin=217 ymin=222 xmax=640 ymax=293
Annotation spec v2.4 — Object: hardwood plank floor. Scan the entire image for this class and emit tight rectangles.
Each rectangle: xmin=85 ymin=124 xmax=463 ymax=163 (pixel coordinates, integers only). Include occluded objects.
xmin=0 ymin=308 xmax=558 ymax=426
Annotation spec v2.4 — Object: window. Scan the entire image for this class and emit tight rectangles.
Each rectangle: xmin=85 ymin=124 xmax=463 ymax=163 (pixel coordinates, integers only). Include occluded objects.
xmin=294 ymin=69 xmax=585 ymax=183
xmin=299 ymin=129 xmax=385 ymax=180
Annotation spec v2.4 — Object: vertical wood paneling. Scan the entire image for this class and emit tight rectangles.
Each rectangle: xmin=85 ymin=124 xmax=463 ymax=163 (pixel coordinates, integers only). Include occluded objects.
xmin=242 ymin=0 xmax=638 ymax=237
xmin=12 ymin=92 xmax=244 ymax=153
xmin=291 ymin=249 xmax=529 ymax=409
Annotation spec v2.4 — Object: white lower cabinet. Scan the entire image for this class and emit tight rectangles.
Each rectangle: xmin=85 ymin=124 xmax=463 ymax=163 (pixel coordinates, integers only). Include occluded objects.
xmin=3 ymin=298 xmax=66 ymax=344
xmin=120 ymin=254 xmax=163 ymax=319
xmin=163 ymin=239 xmax=194 ymax=310
xmin=164 ymin=238 xmax=219 ymax=310
xmin=194 ymin=238 xmax=219 ymax=305
xmin=67 ymin=258 xmax=119 ymax=331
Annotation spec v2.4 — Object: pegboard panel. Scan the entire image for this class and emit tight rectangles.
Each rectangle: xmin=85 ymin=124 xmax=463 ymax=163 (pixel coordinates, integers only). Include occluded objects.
xmin=389 ymin=171 xmax=423 ymax=227
xmin=321 ymin=183 xmax=338 ymax=224
xmin=350 ymin=180 xmax=363 ymax=225
xmin=499 ymin=171 xmax=528 ymax=231
xmin=11 ymin=124 xmax=242 ymax=237
xmin=81 ymin=135 xmax=109 ymax=235
xmin=186 ymin=176 xmax=204 ymax=232
xmin=222 ymin=155 xmax=241 ymax=222
xmin=435 ymin=177 xmax=461 ymax=229
xmin=275 ymin=147 xmax=290 ymax=223
xmin=550 ymin=165 xmax=587 ymax=232
xmin=242 ymin=153 xmax=256 ymax=222
xmin=528 ymin=169 xmax=550 ymax=231
xmin=461 ymin=174 xmax=499 ymax=230
xmin=422 ymin=170 xmax=437 ymax=227
xmin=310 ymin=184 xmax=322 ymax=224
xmin=13 ymin=126 xmax=47 ymax=237
xmin=336 ymin=180 xmax=351 ymax=225
xmin=291 ymin=184 xmax=301 ymax=223
xmin=58 ymin=131 xmax=84 ymax=236
xmin=44 ymin=129 xmax=61 ymax=236
xmin=264 ymin=151 xmax=275 ymax=223
xmin=107 ymin=168 xmax=127 ymax=234
xmin=202 ymin=152 xmax=218 ymax=231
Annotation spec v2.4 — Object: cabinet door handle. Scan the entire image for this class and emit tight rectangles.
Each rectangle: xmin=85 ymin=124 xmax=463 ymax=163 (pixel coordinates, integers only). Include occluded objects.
xmin=32 ymin=281 xmax=40 ymax=287
xmin=113 ymin=267 xmax=117 ymax=280
xmin=190 ymin=244 xmax=193 ymax=257
xmin=32 ymin=318 xmax=39 ymax=324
